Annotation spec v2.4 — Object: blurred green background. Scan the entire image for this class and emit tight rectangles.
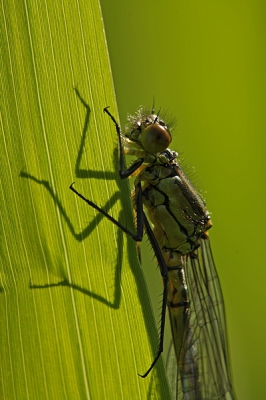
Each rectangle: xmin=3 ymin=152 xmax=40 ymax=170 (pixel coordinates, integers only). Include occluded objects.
xmin=101 ymin=1 xmax=266 ymax=399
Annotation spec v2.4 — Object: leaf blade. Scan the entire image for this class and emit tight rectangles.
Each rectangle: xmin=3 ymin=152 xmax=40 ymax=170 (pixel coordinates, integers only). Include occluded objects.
xmin=0 ymin=0 xmax=171 ymax=398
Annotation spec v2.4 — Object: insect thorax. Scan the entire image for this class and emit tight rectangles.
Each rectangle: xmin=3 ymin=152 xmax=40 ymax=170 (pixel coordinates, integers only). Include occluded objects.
xmin=137 ymin=160 xmax=212 ymax=266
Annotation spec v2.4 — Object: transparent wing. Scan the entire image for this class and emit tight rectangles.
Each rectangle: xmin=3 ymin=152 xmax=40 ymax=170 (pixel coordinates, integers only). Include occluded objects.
xmin=165 ymin=338 xmax=178 ymax=399
xmin=168 ymin=237 xmax=236 ymax=400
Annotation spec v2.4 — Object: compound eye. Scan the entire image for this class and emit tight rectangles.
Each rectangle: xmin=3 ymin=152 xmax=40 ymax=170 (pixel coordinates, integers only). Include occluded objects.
xmin=141 ymin=124 xmax=171 ymax=153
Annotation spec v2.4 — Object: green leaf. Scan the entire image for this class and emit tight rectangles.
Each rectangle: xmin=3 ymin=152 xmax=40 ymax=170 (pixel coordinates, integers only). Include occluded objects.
xmin=0 ymin=0 xmax=171 ymax=398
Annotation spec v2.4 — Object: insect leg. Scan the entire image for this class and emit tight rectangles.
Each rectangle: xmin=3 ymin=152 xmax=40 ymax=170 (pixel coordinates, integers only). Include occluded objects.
xmin=103 ymin=107 xmax=144 ymax=179
xmin=138 ymin=213 xmax=169 ymax=378
xmin=69 ymin=181 xmax=144 ymax=242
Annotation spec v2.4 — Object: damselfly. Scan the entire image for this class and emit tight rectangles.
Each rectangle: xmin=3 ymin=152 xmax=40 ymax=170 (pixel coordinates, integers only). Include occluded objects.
xmin=70 ymin=105 xmax=235 ymax=399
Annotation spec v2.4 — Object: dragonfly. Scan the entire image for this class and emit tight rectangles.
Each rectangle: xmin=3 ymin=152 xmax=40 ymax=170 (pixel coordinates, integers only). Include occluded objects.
xmin=70 ymin=105 xmax=236 ymax=400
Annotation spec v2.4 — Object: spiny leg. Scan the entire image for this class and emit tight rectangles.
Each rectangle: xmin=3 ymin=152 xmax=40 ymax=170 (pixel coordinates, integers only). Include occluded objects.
xmin=69 ymin=181 xmax=144 ymax=242
xmin=138 ymin=213 xmax=169 ymax=377
xmin=104 ymin=107 xmax=144 ymax=179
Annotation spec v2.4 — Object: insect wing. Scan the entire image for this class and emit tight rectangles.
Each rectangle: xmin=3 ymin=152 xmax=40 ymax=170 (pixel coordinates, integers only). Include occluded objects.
xmin=168 ymin=238 xmax=235 ymax=400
